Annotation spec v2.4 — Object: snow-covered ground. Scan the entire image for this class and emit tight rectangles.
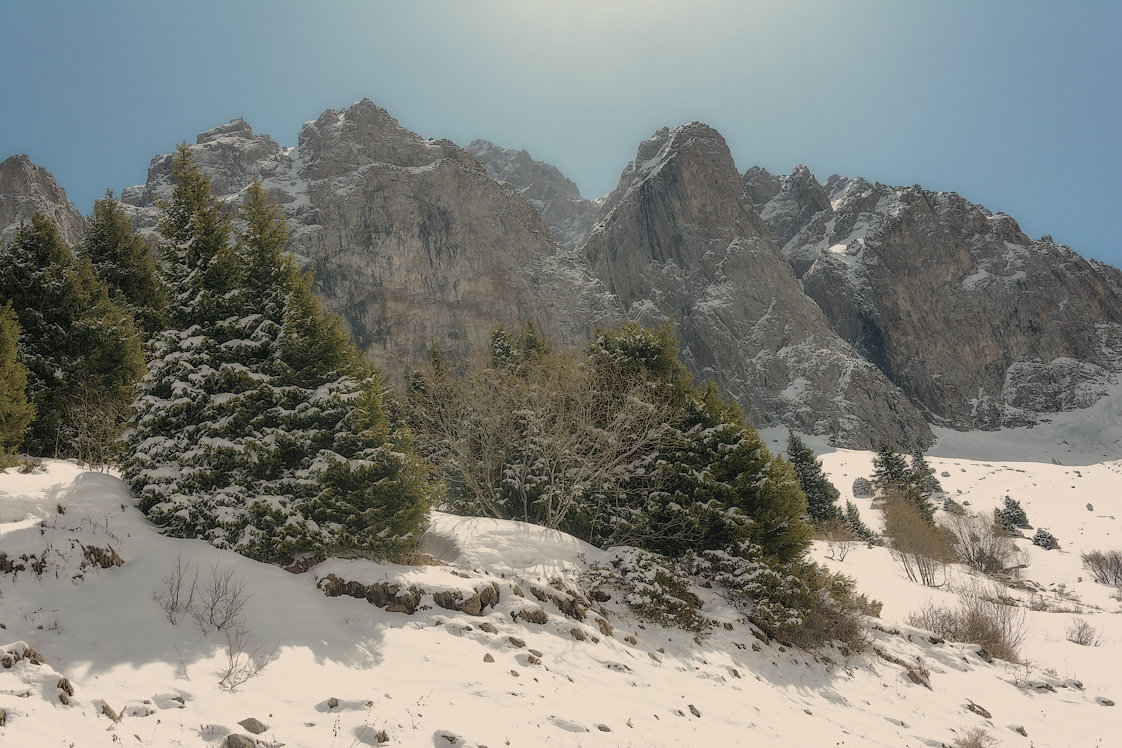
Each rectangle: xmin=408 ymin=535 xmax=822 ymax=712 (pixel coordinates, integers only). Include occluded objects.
xmin=3 ymin=405 xmax=1121 ymax=746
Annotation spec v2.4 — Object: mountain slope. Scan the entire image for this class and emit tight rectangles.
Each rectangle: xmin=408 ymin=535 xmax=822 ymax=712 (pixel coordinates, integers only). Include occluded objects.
xmin=0 ymin=154 xmax=85 ymax=247
xmin=583 ymin=124 xmax=932 ymax=449
xmin=119 ymin=101 xmax=621 ymax=372
xmin=748 ymin=167 xmax=1122 ymax=429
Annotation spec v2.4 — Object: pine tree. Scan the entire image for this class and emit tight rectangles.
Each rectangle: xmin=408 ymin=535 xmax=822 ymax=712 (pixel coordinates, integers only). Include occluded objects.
xmin=123 ymin=170 xmax=429 ymax=564
xmin=910 ymin=448 xmax=942 ymax=496
xmin=844 ymin=500 xmax=877 ymax=543
xmin=872 ymin=441 xmax=933 ymax=522
xmin=0 ymin=213 xmax=144 ymax=455
xmin=786 ymin=430 xmax=841 ymax=523
xmin=81 ymin=192 xmax=168 ymax=334
xmin=0 ymin=303 xmax=36 ymax=453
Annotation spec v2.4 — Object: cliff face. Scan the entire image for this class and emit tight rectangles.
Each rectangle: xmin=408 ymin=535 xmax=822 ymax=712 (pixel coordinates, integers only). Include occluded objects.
xmin=0 ymin=154 xmax=85 ymax=247
xmin=583 ymin=124 xmax=933 ymax=448
xmin=751 ymin=168 xmax=1122 ymax=428
xmin=465 ymin=140 xmax=600 ymax=250
xmin=120 ymin=100 xmax=620 ymax=372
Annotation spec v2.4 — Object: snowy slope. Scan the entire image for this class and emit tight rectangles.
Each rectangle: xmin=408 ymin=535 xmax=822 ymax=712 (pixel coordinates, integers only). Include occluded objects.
xmin=3 ymin=413 xmax=1122 ymax=747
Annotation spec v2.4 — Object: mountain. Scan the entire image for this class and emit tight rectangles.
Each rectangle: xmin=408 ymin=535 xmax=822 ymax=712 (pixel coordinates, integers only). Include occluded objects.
xmin=749 ymin=167 xmax=1122 ymax=428
xmin=119 ymin=101 xmax=621 ymax=373
xmin=0 ymin=154 xmax=85 ymax=247
xmin=465 ymin=139 xmax=600 ymax=249
xmin=582 ymin=124 xmax=932 ymax=448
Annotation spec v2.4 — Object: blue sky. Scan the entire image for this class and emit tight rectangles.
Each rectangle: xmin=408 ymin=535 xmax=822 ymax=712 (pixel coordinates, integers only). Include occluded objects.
xmin=2 ymin=0 xmax=1119 ymax=265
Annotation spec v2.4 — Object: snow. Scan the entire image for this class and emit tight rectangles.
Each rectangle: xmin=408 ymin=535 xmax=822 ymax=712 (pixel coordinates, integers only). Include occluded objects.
xmin=5 ymin=402 xmax=1122 ymax=745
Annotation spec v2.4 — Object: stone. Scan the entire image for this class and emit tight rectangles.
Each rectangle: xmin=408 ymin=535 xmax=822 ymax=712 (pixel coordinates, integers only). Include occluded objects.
xmin=688 ymin=704 xmax=701 ymax=718
xmin=223 ymin=735 xmax=257 ymax=748
xmin=508 ymin=637 xmax=526 ymax=648
xmin=327 ymin=697 xmax=339 ymax=709
xmin=0 ymin=155 xmax=86 ymax=247
xmin=965 ymin=701 xmax=992 ymax=719
xmin=515 ymin=608 xmax=548 ymax=625
xmin=570 ymin=628 xmax=586 ymax=641
xmin=479 ymin=622 xmax=498 ymax=634
xmin=238 ymin=717 xmax=268 ymax=735
xmin=483 ymin=654 xmax=495 ymax=663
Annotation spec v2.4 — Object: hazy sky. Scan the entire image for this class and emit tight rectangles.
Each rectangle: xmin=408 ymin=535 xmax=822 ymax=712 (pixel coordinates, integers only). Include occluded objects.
xmin=2 ymin=0 xmax=1119 ymax=264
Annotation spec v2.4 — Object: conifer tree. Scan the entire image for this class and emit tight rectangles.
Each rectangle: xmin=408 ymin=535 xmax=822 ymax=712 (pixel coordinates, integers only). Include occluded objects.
xmin=81 ymin=193 xmax=168 ymax=334
xmin=786 ymin=430 xmax=841 ymax=523
xmin=0 ymin=214 xmax=144 ymax=455
xmin=0 ymin=303 xmax=35 ymax=453
xmin=909 ymin=448 xmax=942 ymax=496
xmin=123 ymin=169 xmax=429 ymax=564
xmin=871 ymin=441 xmax=933 ymax=522
xmin=844 ymin=500 xmax=877 ymax=543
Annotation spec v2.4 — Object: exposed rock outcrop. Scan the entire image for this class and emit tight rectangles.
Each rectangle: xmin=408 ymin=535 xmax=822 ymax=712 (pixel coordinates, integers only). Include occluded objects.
xmin=751 ymin=168 xmax=1122 ymax=428
xmin=466 ymin=140 xmax=600 ymax=249
xmin=121 ymin=100 xmax=621 ymax=373
xmin=584 ymin=124 xmax=932 ymax=448
xmin=0 ymin=154 xmax=85 ymax=246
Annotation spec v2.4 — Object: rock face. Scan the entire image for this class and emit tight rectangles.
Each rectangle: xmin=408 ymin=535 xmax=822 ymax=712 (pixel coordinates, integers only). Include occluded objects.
xmin=750 ymin=167 xmax=1122 ymax=428
xmin=121 ymin=100 xmax=620 ymax=372
xmin=583 ymin=124 xmax=932 ymax=448
xmin=466 ymin=140 xmax=600 ymax=249
xmin=0 ymin=154 xmax=85 ymax=247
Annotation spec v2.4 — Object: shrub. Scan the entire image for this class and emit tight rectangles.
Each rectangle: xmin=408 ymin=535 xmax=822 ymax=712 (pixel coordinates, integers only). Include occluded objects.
xmin=585 ymin=548 xmax=710 ymax=632
xmin=1032 ymin=529 xmax=1058 ymax=550
xmin=819 ymin=516 xmax=857 ymax=561
xmin=1081 ymin=550 xmax=1122 ymax=586
xmin=995 ymin=496 xmax=1031 ymax=536
xmin=1065 ymin=618 xmax=1101 ymax=647
xmin=945 ymin=512 xmax=1018 ymax=574
xmin=907 ymin=585 xmax=1025 ymax=662
xmin=952 ymin=727 xmax=995 ymax=748
xmin=883 ymin=490 xmax=956 ymax=586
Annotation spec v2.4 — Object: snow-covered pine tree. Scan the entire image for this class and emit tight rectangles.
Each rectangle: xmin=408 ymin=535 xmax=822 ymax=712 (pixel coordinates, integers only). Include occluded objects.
xmin=786 ymin=430 xmax=841 ymax=523
xmin=0 ymin=302 xmax=35 ymax=454
xmin=872 ymin=441 xmax=933 ymax=522
xmin=909 ymin=448 xmax=942 ymax=496
xmin=844 ymin=500 xmax=877 ymax=543
xmin=0 ymin=213 xmax=144 ymax=456
xmin=124 ymin=167 xmax=429 ymax=565
xmin=80 ymin=193 xmax=168 ymax=335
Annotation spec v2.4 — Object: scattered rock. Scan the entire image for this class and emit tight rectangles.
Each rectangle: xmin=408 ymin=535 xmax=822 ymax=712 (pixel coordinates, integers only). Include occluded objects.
xmin=975 ymin=647 xmax=994 ymax=664
xmin=100 ymin=702 xmax=122 ymax=723
xmin=510 ymin=670 xmax=519 ymax=677
xmin=512 ymin=585 xmax=524 ymax=598
xmin=0 ymin=707 xmax=6 ymax=726
xmin=965 ymin=701 xmax=992 ymax=719
xmin=433 ymin=583 xmax=501 ymax=617
xmin=479 ymin=622 xmax=498 ymax=635
xmin=527 ymin=653 xmax=541 ymax=665
xmin=376 ymin=730 xmax=389 ymax=743
xmin=688 ymin=705 xmax=701 ymax=718
xmin=238 ymin=717 xmax=268 ymax=734
xmin=596 ymin=617 xmax=612 ymax=636
xmin=624 ymin=635 xmax=637 ymax=645
xmin=648 ymin=652 xmax=661 ymax=663
xmin=590 ymin=590 xmax=611 ymax=602
xmin=515 ymin=607 xmax=548 ymax=625
xmin=731 ymin=668 xmax=741 ymax=679
xmin=318 ymin=574 xmax=424 ymax=614
xmin=508 ymin=636 xmax=526 ymax=649
xmin=57 ymin=677 xmax=73 ymax=696
xmin=1096 ymin=697 xmax=1115 ymax=707
xmin=529 ymin=649 xmax=542 ymax=657
xmin=483 ymin=653 xmax=495 ymax=663
xmin=223 ymin=735 xmax=257 ymax=748
xmin=751 ymin=643 xmax=761 ymax=652
xmin=327 ymin=697 xmax=340 ymax=709
xmin=1010 ymin=725 xmax=1028 ymax=736
xmin=597 ymin=724 xmax=611 ymax=732
xmin=570 ymin=628 xmax=586 ymax=641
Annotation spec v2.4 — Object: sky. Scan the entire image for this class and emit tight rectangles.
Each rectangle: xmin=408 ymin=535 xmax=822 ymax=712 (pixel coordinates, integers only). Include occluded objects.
xmin=1 ymin=0 xmax=1119 ymax=265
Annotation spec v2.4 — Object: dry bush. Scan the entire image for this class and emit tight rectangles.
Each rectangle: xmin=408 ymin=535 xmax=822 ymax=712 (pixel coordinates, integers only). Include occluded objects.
xmin=192 ymin=565 xmax=249 ymax=634
xmin=155 ymin=552 xmax=198 ymax=625
xmin=819 ymin=516 xmax=857 ymax=562
xmin=218 ymin=620 xmax=279 ymax=691
xmin=788 ymin=568 xmax=879 ymax=652
xmin=883 ymin=492 xmax=956 ymax=587
xmin=908 ymin=584 xmax=1026 ymax=662
xmin=62 ymin=383 xmax=130 ymax=471
xmin=952 ymin=726 xmax=996 ymax=748
xmin=1082 ymin=550 xmax=1122 ymax=587
xmin=1065 ymin=617 xmax=1101 ymax=647
xmin=945 ymin=512 xmax=1018 ymax=574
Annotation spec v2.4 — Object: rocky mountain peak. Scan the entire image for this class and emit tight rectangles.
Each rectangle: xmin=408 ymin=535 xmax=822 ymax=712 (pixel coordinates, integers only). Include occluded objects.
xmin=0 ymin=154 xmax=85 ymax=247
xmin=585 ymin=123 xmax=932 ymax=448
xmin=465 ymin=139 xmax=598 ymax=249
xmin=296 ymin=98 xmax=482 ymax=181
